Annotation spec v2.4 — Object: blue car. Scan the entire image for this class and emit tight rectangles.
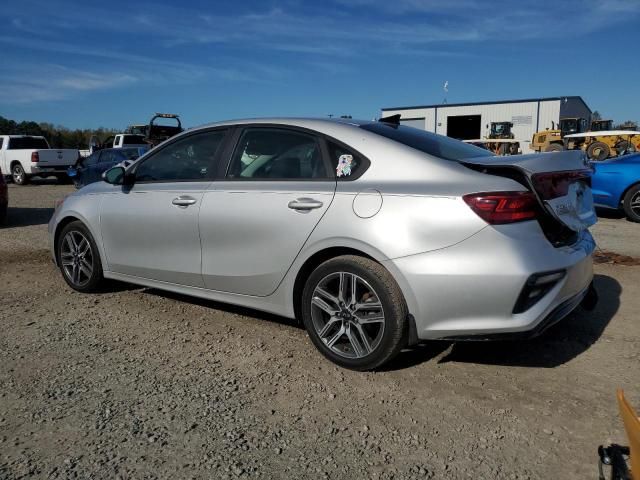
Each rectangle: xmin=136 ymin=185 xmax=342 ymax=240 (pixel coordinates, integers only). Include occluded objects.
xmin=591 ymin=153 xmax=640 ymax=222
xmin=69 ymin=147 xmax=148 ymax=188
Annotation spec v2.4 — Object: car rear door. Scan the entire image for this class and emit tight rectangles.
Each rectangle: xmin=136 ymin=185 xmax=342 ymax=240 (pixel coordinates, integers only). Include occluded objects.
xmin=99 ymin=129 xmax=229 ymax=287
xmin=199 ymin=126 xmax=336 ymax=296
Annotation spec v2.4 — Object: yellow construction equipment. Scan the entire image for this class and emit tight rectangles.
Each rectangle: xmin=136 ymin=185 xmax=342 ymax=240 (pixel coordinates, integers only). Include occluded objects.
xmin=564 ymin=120 xmax=640 ymax=161
xmin=530 ymin=118 xmax=588 ymax=152
xmin=465 ymin=121 xmax=520 ymax=155
xmin=532 ymin=118 xmax=640 ymax=160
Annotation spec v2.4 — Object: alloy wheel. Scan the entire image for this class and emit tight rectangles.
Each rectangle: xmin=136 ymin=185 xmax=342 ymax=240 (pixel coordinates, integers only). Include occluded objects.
xmin=12 ymin=166 xmax=24 ymax=184
xmin=310 ymin=272 xmax=385 ymax=359
xmin=631 ymin=191 xmax=640 ymax=216
xmin=60 ymin=230 xmax=94 ymax=287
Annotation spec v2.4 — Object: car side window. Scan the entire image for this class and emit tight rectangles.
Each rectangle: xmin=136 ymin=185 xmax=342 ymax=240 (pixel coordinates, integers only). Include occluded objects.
xmin=134 ymin=130 xmax=226 ymax=182
xmin=227 ymin=128 xmax=328 ymax=180
xmin=83 ymin=152 xmax=101 ymax=167
xmin=99 ymin=151 xmax=116 ymax=164
xmin=326 ymin=140 xmax=366 ymax=180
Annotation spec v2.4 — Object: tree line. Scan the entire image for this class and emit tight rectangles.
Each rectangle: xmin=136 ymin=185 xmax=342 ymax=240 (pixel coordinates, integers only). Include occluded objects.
xmin=0 ymin=115 xmax=119 ymax=149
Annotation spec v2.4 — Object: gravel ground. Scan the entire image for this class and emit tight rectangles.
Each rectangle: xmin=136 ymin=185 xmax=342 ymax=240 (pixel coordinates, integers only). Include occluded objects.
xmin=592 ymin=209 xmax=640 ymax=258
xmin=1 ymin=183 xmax=639 ymax=479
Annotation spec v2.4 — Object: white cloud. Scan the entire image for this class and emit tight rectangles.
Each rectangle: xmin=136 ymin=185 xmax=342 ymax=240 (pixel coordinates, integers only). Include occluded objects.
xmin=0 ymin=64 xmax=137 ymax=104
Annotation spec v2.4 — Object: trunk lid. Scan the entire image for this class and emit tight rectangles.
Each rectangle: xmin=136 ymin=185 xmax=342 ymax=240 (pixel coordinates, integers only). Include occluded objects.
xmin=462 ymin=150 xmax=597 ymax=234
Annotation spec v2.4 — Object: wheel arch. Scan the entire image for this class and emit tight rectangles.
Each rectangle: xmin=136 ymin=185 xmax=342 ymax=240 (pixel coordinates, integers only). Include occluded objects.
xmin=291 ymin=246 xmax=376 ymax=323
xmin=53 ymin=213 xmax=107 ymax=269
xmin=290 ymin=244 xmax=420 ymax=347
xmin=619 ymin=181 xmax=640 ymax=206
xmin=53 ymin=215 xmax=82 ymax=264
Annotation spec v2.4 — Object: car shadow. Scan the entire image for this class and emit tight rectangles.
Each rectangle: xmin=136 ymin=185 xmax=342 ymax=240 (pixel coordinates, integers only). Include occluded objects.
xmin=4 ymin=207 xmax=55 ymax=227
xmin=143 ymin=289 xmax=301 ymax=330
xmin=595 ymin=207 xmax=625 ymax=219
xmin=140 ymin=274 xmax=619 ymax=372
xmin=381 ymin=274 xmax=620 ymax=371
xmin=435 ymin=274 xmax=620 ymax=369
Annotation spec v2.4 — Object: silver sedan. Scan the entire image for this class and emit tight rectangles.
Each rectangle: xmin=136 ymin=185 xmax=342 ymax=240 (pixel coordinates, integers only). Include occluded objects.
xmin=49 ymin=117 xmax=598 ymax=370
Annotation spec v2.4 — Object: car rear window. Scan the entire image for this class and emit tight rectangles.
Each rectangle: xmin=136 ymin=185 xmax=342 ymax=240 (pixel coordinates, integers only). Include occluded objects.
xmin=122 ymin=135 xmax=146 ymax=145
xmin=8 ymin=137 xmax=49 ymax=150
xmin=360 ymin=123 xmax=493 ymax=161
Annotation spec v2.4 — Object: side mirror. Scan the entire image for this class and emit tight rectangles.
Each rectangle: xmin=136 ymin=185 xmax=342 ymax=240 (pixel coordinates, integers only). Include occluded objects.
xmin=102 ymin=166 xmax=125 ymax=184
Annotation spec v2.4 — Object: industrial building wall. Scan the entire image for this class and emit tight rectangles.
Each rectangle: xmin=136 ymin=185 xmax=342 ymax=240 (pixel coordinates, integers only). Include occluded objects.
xmin=390 ymin=108 xmax=435 ymax=131
xmin=382 ymin=99 xmax=566 ymax=151
xmin=537 ymin=100 xmax=561 ymax=132
xmin=433 ymin=102 xmax=540 ymax=145
xmin=560 ymin=98 xmax=592 ymax=123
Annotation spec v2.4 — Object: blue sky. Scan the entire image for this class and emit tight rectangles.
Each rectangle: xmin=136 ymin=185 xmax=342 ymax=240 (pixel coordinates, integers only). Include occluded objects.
xmin=1 ymin=0 xmax=639 ymax=130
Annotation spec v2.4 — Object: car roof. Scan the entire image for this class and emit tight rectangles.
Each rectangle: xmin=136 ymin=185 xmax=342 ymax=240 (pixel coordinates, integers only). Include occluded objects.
xmin=191 ymin=117 xmax=373 ymax=131
xmin=2 ymin=135 xmax=46 ymax=138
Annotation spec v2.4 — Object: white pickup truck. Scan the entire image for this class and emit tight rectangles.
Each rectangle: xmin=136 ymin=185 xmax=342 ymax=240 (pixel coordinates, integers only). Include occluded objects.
xmin=0 ymin=135 xmax=80 ymax=185
xmin=89 ymin=134 xmax=148 ymax=154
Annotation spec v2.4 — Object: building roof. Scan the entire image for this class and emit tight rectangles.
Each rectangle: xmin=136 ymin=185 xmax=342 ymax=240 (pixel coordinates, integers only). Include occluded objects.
xmin=382 ymin=96 xmax=590 ymax=112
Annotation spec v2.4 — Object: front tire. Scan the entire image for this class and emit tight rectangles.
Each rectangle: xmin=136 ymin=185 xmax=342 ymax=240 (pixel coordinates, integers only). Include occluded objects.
xmin=623 ymin=184 xmax=640 ymax=223
xmin=56 ymin=221 xmax=105 ymax=292
xmin=301 ymin=255 xmax=408 ymax=371
xmin=12 ymin=163 xmax=29 ymax=185
xmin=545 ymin=143 xmax=564 ymax=152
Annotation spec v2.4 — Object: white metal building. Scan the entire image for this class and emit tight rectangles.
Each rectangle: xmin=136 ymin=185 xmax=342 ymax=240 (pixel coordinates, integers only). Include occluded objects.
xmin=381 ymin=96 xmax=592 ymax=150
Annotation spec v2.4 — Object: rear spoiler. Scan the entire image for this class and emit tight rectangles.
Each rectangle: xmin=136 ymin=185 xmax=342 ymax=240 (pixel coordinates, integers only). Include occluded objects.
xmin=379 ymin=114 xmax=401 ymax=126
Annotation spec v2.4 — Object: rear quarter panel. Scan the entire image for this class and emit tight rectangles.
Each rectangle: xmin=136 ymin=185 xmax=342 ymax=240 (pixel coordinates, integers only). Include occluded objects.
xmin=592 ymin=156 xmax=640 ymax=208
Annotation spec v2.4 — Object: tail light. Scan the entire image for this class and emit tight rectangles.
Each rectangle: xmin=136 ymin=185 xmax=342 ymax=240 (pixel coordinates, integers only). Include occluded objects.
xmin=31 ymin=152 xmax=39 ymax=163
xmin=463 ymin=191 xmax=538 ymax=224
xmin=532 ymin=170 xmax=591 ymax=200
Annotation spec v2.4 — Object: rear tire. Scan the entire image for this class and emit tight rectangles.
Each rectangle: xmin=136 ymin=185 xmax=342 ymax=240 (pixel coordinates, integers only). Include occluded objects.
xmin=11 ymin=163 xmax=28 ymax=185
xmin=56 ymin=221 xmax=105 ymax=292
xmin=622 ymin=184 xmax=640 ymax=223
xmin=301 ymin=255 xmax=408 ymax=371
xmin=587 ymin=141 xmax=611 ymax=161
xmin=545 ymin=143 xmax=563 ymax=152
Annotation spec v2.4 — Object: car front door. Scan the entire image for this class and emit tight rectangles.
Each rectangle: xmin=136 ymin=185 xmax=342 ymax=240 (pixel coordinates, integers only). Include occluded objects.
xmin=100 ymin=129 xmax=229 ymax=287
xmin=199 ymin=126 xmax=336 ymax=296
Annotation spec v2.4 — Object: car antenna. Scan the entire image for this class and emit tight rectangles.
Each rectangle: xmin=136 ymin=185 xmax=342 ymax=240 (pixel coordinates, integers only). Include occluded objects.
xmin=379 ymin=114 xmax=401 ymax=125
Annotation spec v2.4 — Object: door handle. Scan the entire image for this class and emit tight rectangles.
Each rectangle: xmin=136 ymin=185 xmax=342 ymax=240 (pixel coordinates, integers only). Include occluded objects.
xmin=172 ymin=196 xmax=197 ymax=207
xmin=288 ymin=198 xmax=324 ymax=211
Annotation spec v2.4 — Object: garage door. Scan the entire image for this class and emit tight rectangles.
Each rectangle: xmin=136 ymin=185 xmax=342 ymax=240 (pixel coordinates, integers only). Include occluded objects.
xmin=400 ymin=118 xmax=425 ymax=130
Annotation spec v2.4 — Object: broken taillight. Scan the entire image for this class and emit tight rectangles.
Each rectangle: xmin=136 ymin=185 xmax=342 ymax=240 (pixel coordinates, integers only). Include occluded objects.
xmin=532 ymin=170 xmax=591 ymax=200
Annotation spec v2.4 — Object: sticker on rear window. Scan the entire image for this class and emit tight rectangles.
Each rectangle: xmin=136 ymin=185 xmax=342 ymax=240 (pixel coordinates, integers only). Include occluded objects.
xmin=336 ymin=154 xmax=353 ymax=177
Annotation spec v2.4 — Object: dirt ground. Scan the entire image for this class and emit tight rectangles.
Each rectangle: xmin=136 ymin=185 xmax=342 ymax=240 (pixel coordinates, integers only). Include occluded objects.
xmin=1 ymin=182 xmax=639 ymax=480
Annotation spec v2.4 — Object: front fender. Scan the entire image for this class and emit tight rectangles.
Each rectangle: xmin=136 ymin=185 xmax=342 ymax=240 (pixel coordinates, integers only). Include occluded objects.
xmin=49 ymin=194 xmax=107 ymax=269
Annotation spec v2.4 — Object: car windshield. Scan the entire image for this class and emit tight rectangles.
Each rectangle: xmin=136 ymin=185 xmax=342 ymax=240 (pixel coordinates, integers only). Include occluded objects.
xmin=8 ymin=137 xmax=49 ymax=149
xmin=360 ymin=123 xmax=493 ymax=161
